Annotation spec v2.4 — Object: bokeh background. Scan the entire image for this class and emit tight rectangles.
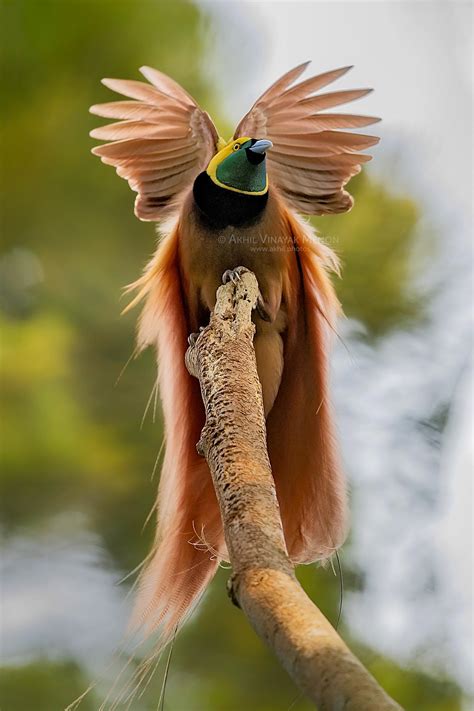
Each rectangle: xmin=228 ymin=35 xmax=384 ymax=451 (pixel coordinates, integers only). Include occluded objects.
xmin=1 ymin=1 xmax=472 ymax=709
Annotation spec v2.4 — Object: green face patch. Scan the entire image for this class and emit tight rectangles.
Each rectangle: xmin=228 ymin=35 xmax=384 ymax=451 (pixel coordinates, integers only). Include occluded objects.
xmin=216 ymin=140 xmax=268 ymax=194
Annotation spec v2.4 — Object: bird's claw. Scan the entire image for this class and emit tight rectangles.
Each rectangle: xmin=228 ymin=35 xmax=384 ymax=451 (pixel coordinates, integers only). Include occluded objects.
xmin=187 ymin=327 xmax=205 ymax=347
xmin=222 ymin=267 xmax=271 ymax=322
xmin=222 ymin=266 xmax=250 ymax=285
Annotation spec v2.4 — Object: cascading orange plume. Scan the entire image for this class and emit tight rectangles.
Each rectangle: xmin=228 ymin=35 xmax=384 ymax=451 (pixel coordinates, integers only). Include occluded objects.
xmin=90 ymin=61 xmax=379 ymax=647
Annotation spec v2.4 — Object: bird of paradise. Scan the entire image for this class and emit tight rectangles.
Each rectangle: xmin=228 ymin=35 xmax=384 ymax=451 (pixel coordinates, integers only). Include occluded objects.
xmin=90 ymin=61 xmax=379 ymax=648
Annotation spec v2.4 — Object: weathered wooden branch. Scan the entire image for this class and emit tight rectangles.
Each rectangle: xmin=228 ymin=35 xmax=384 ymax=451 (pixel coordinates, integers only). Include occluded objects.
xmin=185 ymin=269 xmax=403 ymax=711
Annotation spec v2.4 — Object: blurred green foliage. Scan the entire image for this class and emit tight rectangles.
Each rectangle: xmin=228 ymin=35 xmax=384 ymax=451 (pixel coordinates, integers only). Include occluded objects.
xmin=0 ymin=662 xmax=96 ymax=711
xmin=0 ymin=0 xmax=459 ymax=710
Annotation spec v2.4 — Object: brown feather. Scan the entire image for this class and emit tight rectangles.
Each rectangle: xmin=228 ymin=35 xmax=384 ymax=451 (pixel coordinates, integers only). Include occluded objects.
xmin=234 ymin=64 xmax=378 ymax=213
xmin=126 ymin=221 xmax=224 ymax=639
xmin=268 ymin=205 xmax=348 ymax=559
xmin=91 ymin=136 xmax=194 ymax=159
xmin=139 ymin=65 xmax=196 ymax=106
xmin=90 ymin=70 xmax=218 ymax=219
xmin=89 ymin=120 xmax=191 ymax=141
xmin=269 ymin=113 xmax=380 ymax=130
xmin=269 ymin=66 xmax=353 ymax=108
xmin=89 ymin=101 xmax=186 ymax=121
xmin=245 ymin=61 xmax=310 ymax=108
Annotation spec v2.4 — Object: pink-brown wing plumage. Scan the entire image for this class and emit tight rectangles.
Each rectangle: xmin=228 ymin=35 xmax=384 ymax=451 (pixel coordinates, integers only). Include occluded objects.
xmin=234 ymin=62 xmax=380 ymax=214
xmin=90 ymin=67 xmax=219 ymax=221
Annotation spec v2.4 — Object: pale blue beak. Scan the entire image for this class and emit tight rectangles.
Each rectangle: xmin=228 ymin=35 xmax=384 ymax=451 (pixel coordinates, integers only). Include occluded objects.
xmin=249 ymin=139 xmax=273 ymax=154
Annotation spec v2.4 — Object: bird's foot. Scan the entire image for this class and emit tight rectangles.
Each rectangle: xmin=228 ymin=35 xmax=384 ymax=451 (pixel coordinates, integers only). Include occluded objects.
xmin=187 ymin=326 xmax=205 ymax=346
xmin=222 ymin=267 xmax=272 ymax=322
xmin=222 ymin=266 xmax=250 ymax=285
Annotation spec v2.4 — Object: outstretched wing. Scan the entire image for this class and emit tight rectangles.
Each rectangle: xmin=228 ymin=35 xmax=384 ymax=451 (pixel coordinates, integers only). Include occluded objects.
xmin=90 ymin=67 xmax=219 ymax=221
xmin=234 ymin=61 xmax=380 ymax=215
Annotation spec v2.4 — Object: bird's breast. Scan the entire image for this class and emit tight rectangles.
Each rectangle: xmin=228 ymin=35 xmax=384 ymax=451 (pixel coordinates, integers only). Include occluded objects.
xmin=179 ymin=189 xmax=293 ymax=331
xmin=192 ymin=171 xmax=268 ymax=229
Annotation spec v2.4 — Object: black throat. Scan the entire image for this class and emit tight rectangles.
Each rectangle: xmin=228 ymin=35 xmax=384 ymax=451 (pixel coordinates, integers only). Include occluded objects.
xmin=192 ymin=171 xmax=268 ymax=229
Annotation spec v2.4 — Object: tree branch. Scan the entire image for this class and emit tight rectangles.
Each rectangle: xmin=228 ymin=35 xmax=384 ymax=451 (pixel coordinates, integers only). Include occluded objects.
xmin=185 ymin=269 xmax=403 ymax=711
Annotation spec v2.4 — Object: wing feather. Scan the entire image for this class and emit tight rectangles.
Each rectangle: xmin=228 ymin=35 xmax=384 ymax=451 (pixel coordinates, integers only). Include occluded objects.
xmin=90 ymin=69 xmax=218 ymax=220
xmin=235 ymin=63 xmax=379 ymax=214
xmin=248 ymin=61 xmax=311 ymax=108
xmin=139 ymin=65 xmax=197 ymax=106
xmin=268 ymin=66 xmax=354 ymax=108
xmin=89 ymin=101 xmax=185 ymax=121
xmin=90 ymin=120 xmax=192 ymax=141
xmin=91 ymin=136 xmax=194 ymax=159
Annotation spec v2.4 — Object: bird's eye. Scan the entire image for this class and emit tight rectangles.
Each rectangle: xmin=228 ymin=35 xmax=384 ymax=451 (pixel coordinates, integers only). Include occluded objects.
xmin=233 ymin=143 xmax=240 ymax=151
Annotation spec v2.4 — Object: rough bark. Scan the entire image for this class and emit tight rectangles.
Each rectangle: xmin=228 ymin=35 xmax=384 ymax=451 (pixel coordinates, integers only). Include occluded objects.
xmin=185 ymin=269 xmax=403 ymax=711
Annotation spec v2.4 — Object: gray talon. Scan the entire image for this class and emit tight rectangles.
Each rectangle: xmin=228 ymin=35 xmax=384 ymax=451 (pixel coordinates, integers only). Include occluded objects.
xmin=188 ymin=326 xmax=206 ymax=346
xmin=222 ymin=266 xmax=249 ymax=285
xmin=222 ymin=269 xmax=237 ymax=285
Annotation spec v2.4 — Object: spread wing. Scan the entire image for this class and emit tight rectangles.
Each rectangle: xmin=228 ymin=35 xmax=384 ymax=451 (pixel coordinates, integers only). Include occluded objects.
xmin=234 ymin=61 xmax=380 ymax=215
xmin=90 ymin=67 xmax=219 ymax=221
